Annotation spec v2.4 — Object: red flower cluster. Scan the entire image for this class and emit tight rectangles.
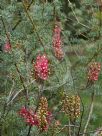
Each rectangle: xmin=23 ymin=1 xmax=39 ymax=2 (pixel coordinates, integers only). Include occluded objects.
xmin=19 ymin=107 xmax=39 ymax=126
xmin=46 ymin=111 xmax=52 ymax=125
xmin=53 ymin=24 xmax=64 ymax=60
xmin=19 ymin=99 xmax=52 ymax=132
xmin=4 ymin=41 xmax=11 ymax=52
xmin=34 ymin=54 xmax=49 ymax=80
xmin=88 ymin=62 xmax=101 ymax=81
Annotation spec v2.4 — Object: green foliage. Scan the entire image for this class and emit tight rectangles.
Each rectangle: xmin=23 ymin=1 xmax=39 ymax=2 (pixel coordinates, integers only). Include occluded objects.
xmin=0 ymin=0 xmax=102 ymax=136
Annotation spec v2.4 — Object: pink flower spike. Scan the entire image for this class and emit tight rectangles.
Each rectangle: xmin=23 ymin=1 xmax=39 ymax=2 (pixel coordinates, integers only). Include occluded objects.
xmin=52 ymin=24 xmax=64 ymax=60
xmin=88 ymin=62 xmax=101 ymax=82
xmin=34 ymin=54 xmax=49 ymax=80
xmin=19 ymin=107 xmax=39 ymax=126
xmin=4 ymin=41 xmax=11 ymax=52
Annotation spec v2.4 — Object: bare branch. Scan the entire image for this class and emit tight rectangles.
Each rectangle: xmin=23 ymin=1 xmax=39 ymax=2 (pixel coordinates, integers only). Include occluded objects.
xmin=67 ymin=0 xmax=90 ymax=29
xmin=83 ymin=90 xmax=95 ymax=136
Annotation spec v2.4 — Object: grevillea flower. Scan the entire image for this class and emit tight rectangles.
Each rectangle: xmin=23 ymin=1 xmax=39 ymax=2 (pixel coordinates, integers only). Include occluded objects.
xmin=88 ymin=62 xmax=101 ymax=82
xmin=19 ymin=97 xmax=52 ymax=132
xmin=53 ymin=24 xmax=64 ymax=60
xmin=4 ymin=41 xmax=11 ymax=52
xmin=62 ymin=95 xmax=80 ymax=120
xmin=37 ymin=97 xmax=52 ymax=131
xmin=19 ymin=107 xmax=39 ymax=126
xmin=46 ymin=111 xmax=52 ymax=124
xmin=34 ymin=54 xmax=49 ymax=80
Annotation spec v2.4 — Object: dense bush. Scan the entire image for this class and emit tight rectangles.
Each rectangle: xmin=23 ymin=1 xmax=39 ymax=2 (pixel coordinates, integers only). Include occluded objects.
xmin=0 ymin=0 xmax=102 ymax=136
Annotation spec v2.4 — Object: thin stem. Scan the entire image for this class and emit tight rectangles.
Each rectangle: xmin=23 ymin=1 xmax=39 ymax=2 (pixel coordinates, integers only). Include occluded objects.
xmin=27 ymin=125 xmax=32 ymax=136
xmin=68 ymin=120 xmax=72 ymax=136
xmin=71 ymin=46 xmax=102 ymax=74
xmin=79 ymin=129 xmax=102 ymax=135
xmin=35 ymin=83 xmax=44 ymax=113
xmin=12 ymin=0 xmax=34 ymax=30
xmin=51 ymin=122 xmax=56 ymax=136
xmin=0 ymin=16 xmax=11 ymax=43
xmin=0 ymin=16 xmax=11 ymax=134
xmin=86 ymin=47 xmax=102 ymax=65
xmin=15 ymin=63 xmax=29 ymax=107
xmin=67 ymin=0 xmax=90 ymax=29
xmin=22 ymin=0 xmax=46 ymax=52
xmin=56 ymin=125 xmax=79 ymax=135
xmin=83 ymin=90 xmax=95 ymax=136
xmin=77 ymin=93 xmax=85 ymax=136
xmin=98 ymin=6 xmax=102 ymax=38
xmin=7 ymin=80 xmax=35 ymax=106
